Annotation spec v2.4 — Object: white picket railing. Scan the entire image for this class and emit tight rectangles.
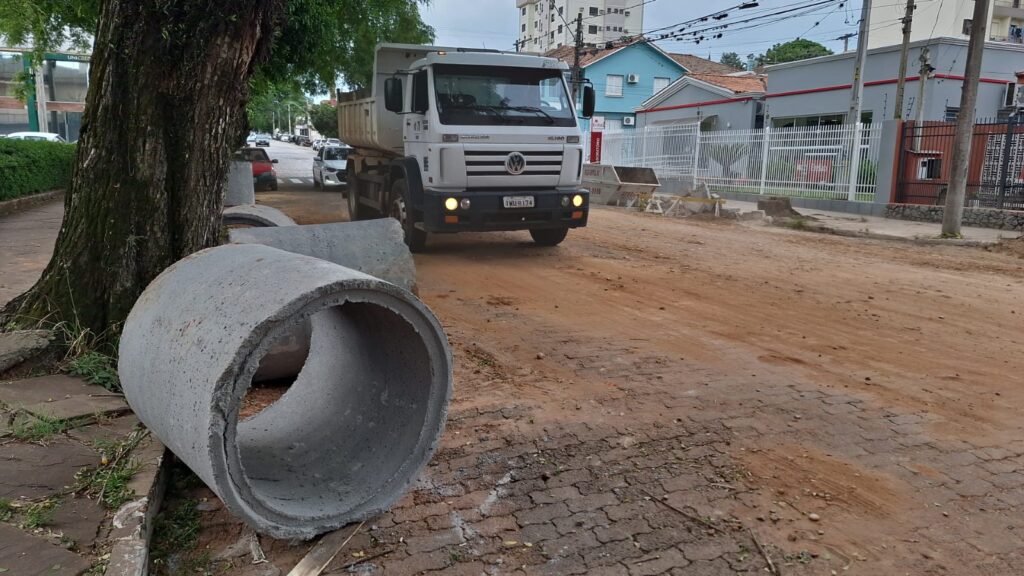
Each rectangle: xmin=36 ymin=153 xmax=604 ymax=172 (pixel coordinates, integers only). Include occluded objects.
xmin=587 ymin=123 xmax=882 ymax=202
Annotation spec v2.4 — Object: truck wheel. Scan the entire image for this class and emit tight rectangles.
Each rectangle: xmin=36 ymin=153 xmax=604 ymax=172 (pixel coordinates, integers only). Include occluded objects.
xmin=529 ymin=227 xmax=568 ymax=246
xmin=391 ymin=178 xmax=427 ymax=252
xmin=347 ymin=174 xmax=362 ymax=220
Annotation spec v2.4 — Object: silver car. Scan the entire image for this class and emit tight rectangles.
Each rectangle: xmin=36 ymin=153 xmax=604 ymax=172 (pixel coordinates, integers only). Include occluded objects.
xmin=312 ymin=145 xmax=351 ymax=188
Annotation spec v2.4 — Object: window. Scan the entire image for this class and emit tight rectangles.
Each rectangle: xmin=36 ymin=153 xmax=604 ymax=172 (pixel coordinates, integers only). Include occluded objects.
xmin=558 ymin=6 xmax=563 ymax=14
xmin=557 ymin=24 xmax=563 ymax=33
xmin=521 ymin=6 xmax=525 ymax=14
xmin=588 ymin=24 xmax=598 ymax=34
xmin=625 ymin=11 xmax=631 ymax=16
xmin=606 ymin=74 xmax=623 ymax=96
xmin=917 ymin=158 xmax=942 ymax=180
xmin=433 ymin=64 xmax=577 ymax=127
xmin=945 ymin=106 xmax=960 ymax=122
xmin=589 ymin=6 xmax=599 ymax=15
xmin=551 ymin=14 xmax=555 ymax=21
xmin=550 ymin=31 xmax=554 ymax=39
xmin=962 ymin=19 xmax=972 ymax=35
xmin=412 ymin=70 xmax=429 ymax=113
xmin=522 ymin=23 xmax=526 ymax=32
xmin=653 ymin=77 xmax=670 ymax=94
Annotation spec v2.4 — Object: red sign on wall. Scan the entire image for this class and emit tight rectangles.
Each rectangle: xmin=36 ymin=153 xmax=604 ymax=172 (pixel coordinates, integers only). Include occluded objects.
xmin=590 ymin=132 xmax=603 ymax=163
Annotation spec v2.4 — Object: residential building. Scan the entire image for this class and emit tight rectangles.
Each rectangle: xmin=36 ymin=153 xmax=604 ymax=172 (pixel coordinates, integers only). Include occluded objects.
xmin=516 ymin=0 xmax=644 ymax=53
xmin=636 ymin=73 xmax=767 ymax=131
xmin=869 ymin=0 xmax=1024 ymax=49
xmin=634 ymin=38 xmax=1024 ymax=130
xmin=0 ymin=47 xmax=90 ymax=141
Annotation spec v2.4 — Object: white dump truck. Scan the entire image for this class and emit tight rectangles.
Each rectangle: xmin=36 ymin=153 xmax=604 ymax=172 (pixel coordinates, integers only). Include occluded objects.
xmin=338 ymin=43 xmax=596 ymax=251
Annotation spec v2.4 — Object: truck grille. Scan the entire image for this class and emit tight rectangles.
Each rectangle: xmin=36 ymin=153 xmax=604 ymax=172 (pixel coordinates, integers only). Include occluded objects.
xmin=465 ymin=150 xmax=563 ymax=177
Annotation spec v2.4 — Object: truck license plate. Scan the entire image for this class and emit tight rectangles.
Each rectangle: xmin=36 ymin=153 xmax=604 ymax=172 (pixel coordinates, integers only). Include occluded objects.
xmin=503 ymin=195 xmax=535 ymax=209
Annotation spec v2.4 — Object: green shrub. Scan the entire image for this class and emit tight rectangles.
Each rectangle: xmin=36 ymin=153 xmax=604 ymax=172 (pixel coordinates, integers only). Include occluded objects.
xmin=0 ymin=138 xmax=76 ymax=201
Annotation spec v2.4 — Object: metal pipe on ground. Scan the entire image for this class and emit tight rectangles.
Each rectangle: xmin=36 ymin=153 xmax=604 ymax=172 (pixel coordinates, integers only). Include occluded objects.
xmin=223 ymin=204 xmax=297 ymax=228
xmin=224 ymin=160 xmax=256 ymax=207
xmin=230 ymin=219 xmax=417 ymax=381
xmin=118 ymin=244 xmax=452 ymax=539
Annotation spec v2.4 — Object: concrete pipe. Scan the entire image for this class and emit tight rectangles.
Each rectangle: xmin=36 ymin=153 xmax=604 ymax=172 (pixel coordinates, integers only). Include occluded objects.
xmin=119 ymin=244 xmax=452 ymax=539
xmin=222 ymin=204 xmax=297 ymax=228
xmin=229 ymin=219 xmax=416 ymax=293
xmin=224 ymin=160 xmax=256 ymax=207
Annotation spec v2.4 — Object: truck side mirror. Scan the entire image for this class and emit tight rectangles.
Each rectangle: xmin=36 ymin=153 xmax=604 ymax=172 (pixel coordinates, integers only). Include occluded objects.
xmin=384 ymin=77 xmax=403 ymax=113
xmin=581 ymin=86 xmax=596 ymax=119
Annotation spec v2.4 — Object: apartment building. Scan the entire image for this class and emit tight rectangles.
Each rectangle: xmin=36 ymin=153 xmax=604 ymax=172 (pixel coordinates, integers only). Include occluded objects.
xmin=516 ymin=0 xmax=644 ymax=53
xmin=869 ymin=0 xmax=1024 ymax=48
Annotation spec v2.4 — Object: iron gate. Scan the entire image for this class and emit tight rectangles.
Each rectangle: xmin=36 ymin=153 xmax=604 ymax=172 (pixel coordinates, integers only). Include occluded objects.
xmin=896 ymin=116 xmax=1024 ymax=210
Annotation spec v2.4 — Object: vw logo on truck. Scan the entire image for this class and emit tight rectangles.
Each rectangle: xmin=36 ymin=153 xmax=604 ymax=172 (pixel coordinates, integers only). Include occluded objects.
xmin=505 ymin=152 xmax=526 ymax=175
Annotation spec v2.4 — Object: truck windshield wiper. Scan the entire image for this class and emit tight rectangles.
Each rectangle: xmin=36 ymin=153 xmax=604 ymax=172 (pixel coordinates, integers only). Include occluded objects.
xmin=504 ymin=106 xmax=555 ymax=124
xmin=447 ymin=103 xmax=510 ymax=122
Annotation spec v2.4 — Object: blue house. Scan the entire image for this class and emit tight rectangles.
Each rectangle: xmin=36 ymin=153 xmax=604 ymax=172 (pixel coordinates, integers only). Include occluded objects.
xmin=546 ymin=42 xmax=737 ymax=131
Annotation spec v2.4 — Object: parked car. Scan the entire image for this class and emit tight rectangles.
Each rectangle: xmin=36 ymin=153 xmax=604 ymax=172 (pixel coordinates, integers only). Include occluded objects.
xmin=300 ymin=136 xmax=313 ymax=147
xmin=255 ymin=134 xmax=270 ymax=147
xmin=312 ymin=145 xmax=352 ymax=189
xmin=325 ymin=138 xmax=341 ymax=147
xmin=5 ymin=131 xmax=66 ymax=142
xmin=279 ymin=134 xmax=291 ymax=142
xmin=236 ymin=147 xmax=278 ymax=191
xmin=312 ymin=139 xmax=325 ymax=151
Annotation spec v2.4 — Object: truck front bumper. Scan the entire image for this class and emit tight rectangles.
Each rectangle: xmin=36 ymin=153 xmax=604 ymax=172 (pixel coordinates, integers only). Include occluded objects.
xmin=422 ymin=188 xmax=589 ymax=233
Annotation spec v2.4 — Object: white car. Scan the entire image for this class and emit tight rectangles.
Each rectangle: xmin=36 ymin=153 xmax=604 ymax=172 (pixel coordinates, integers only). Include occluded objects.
xmin=5 ymin=131 xmax=66 ymax=142
xmin=312 ymin=146 xmax=351 ymax=188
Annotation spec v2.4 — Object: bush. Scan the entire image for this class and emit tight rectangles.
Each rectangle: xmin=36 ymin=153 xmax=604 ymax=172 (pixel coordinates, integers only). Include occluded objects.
xmin=0 ymin=138 xmax=76 ymax=201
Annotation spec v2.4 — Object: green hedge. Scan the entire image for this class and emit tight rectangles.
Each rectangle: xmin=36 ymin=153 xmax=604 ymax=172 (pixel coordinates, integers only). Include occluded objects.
xmin=0 ymin=139 xmax=76 ymax=201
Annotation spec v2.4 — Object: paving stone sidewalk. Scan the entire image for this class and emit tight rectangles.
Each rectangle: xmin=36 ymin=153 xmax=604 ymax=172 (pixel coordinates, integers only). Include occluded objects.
xmin=0 ymin=374 xmax=162 ymax=576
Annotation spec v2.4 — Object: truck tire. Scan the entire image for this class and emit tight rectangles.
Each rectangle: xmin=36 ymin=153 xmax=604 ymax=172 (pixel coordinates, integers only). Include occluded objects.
xmin=529 ymin=227 xmax=568 ymax=246
xmin=347 ymin=171 xmax=362 ymax=220
xmin=391 ymin=178 xmax=427 ymax=252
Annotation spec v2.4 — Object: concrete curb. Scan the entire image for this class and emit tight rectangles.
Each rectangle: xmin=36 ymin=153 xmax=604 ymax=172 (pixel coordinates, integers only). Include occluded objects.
xmin=0 ymin=190 xmax=64 ymax=217
xmin=775 ymin=219 xmax=999 ymax=247
xmin=103 ymin=436 xmax=170 ymax=576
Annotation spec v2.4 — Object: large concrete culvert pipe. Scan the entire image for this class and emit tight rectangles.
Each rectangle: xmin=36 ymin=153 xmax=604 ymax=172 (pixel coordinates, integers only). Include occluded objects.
xmin=118 ymin=244 xmax=452 ymax=539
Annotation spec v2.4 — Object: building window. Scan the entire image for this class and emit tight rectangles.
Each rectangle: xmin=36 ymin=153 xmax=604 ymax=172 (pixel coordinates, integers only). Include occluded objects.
xmin=606 ymin=74 xmax=623 ymax=97
xmin=558 ymin=6 xmax=563 ymax=14
xmin=521 ymin=6 xmax=526 ymax=14
xmin=551 ymin=14 xmax=555 ymax=21
xmin=522 ymin=23 xmax=526 ymax=32
xmin=550 ymin=31 xmax=554 ymax=39
xmin=625 ymin=11 xmax=631 ymax=16
xmin=945 ymin=106 xmax=960 ymax=122
xmin=589 ymin=6 xmax=599 ymax=16
xmin=653 ymin=77 xmax=670 ymax=94
xmin=962 ymin=19 xmax=972 ymax=35
xmin=917 ymin=158 xmax=942 ymax=180
xmin=557 ymin=24 xmax=563 ymax=33
xmin=588 ymin=25 xmax=598 ymax=34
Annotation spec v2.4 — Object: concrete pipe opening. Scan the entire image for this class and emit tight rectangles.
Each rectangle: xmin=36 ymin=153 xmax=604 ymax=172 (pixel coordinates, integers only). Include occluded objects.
xmin=119 ymin=244 xmax=451 ymax=539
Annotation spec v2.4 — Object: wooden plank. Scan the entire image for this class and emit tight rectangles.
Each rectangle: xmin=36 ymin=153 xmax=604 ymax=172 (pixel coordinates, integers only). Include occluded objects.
xmin=286 ymin=521 xmax=364 ymax=576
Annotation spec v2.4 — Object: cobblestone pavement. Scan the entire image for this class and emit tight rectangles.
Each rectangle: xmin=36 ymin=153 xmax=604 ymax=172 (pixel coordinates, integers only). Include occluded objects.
xmin=176 ymin=205 xmax=1023 ymax=575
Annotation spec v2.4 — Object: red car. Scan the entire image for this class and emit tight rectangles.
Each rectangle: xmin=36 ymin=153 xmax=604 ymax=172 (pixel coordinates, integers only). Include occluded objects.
xmin=236 ymin=147 xmax=278 ymax=191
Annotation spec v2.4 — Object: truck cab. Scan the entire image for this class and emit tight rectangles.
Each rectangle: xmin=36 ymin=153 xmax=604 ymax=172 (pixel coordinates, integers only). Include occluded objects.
xmin=340 ymin=44 xmax=595 ymax=251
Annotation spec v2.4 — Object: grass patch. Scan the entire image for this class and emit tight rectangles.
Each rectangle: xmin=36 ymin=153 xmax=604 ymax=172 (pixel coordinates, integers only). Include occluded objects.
xmin=74 ymin=430 xmax=147 ymax=509
xmin=11 ymin=414 xmax=72 ymax=441
xmin=150 ymin=499 xmax=201 ymax=571
xmin=66 ymin=350 xmax=120 ymax=392
xmin=21 ymin=499 xmax=57 ymax=529
xmin=0 ymin=498 xmax=13 ymax=521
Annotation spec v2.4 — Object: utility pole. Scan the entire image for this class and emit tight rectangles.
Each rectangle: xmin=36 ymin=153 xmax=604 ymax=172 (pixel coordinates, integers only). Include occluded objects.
xmin=846 ymin=0 xmax=872 ymax=200
xmin=912 ymin=47 xmax=932 ymax=150
xmin=942 ymin=0 xmax=991 ymax=236
xmin=847 ymin=0 xmax=872 ymax=125
xmin=893 ymin=0 xmax=916 ymax=119
xmin=571 ymin=13 xmax=583 ymax=102
xmin=837 ymin=32 xmax=856 ymax=52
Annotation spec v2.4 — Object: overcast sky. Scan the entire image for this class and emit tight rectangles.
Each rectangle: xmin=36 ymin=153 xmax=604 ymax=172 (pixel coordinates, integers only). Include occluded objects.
xmin=421 ymin=0 xmax=932 ymax=63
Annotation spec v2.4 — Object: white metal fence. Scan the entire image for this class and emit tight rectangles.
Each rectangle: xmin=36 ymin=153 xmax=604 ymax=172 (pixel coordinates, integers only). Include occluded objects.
xmin=588 ymin=123 xmax=882 ymax=202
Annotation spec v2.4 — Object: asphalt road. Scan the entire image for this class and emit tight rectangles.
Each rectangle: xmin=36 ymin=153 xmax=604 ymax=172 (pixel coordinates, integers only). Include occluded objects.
xmin=261 ymin=139 xmax=317 ymax=189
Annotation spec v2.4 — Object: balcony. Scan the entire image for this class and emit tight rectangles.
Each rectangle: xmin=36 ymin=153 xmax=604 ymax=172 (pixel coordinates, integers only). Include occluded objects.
xmin=993 ymin=0 xmax=1024 ymax=18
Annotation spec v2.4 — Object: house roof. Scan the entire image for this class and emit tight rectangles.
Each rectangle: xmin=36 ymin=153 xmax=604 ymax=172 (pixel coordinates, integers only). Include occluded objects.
xmin=668 ymin=54 xmax=740 ymax=75
xmin=638 ymin=72 xmax=766 ymax=111
xmin=544 ymin=40 xmax=684 ymax=70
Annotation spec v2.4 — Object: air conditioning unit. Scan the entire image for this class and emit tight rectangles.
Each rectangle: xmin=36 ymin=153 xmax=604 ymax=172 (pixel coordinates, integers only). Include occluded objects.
xmin=626 ymin=73 xmax=639 ymax=84
xmin=622 ymin=116 xmax=635 ymax=126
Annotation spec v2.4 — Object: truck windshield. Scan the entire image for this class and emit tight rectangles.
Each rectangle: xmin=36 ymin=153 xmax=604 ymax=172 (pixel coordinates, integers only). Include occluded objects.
xmin=433 ymin=64 xmax=576 ymax=127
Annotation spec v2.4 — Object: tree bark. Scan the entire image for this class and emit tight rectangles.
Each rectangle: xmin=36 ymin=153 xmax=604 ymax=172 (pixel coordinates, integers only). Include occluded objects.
xmin=2 ymin=0 xmax=282 ymax=339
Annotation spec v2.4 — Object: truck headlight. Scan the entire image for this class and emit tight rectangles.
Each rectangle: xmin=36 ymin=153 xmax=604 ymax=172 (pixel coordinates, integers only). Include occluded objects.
xmin=445 ymin=197 xmax=458 ymax=211
xmin=572 ymin=194 xmax=584 ymax=207
xmin=459 ymin=198 xmax=471 ymax=210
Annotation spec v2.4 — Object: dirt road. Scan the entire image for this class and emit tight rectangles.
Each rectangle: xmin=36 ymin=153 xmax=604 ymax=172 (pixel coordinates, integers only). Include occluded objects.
xmin=182 ymin=198 xmax=1024 ymax=574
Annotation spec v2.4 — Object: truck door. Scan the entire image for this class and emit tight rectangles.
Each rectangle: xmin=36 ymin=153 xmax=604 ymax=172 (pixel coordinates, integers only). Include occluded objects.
xmin=405 ymin=70 xmax=431 ymax=174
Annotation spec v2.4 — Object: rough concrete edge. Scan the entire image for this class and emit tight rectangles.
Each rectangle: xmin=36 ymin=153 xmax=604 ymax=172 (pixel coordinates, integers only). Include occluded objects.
xmin=103 ymin=436 xmax=170 ymax=576
xmin=779 ymin=220 xmax=998 ymax=247
xmin=0 ymin=329 xmax=56 ymax=375
xmin=0 ymin=190 xmax=64 ymax=217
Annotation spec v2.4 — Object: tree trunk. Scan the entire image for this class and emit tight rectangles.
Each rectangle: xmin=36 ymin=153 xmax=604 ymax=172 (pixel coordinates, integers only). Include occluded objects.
xmin=2 ymin=0 xmax=282 ymax=339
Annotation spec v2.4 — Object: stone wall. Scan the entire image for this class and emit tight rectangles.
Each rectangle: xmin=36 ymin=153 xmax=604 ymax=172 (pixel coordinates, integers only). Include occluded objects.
xmin=886 ymin=204 xmax=1024 ymax=231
